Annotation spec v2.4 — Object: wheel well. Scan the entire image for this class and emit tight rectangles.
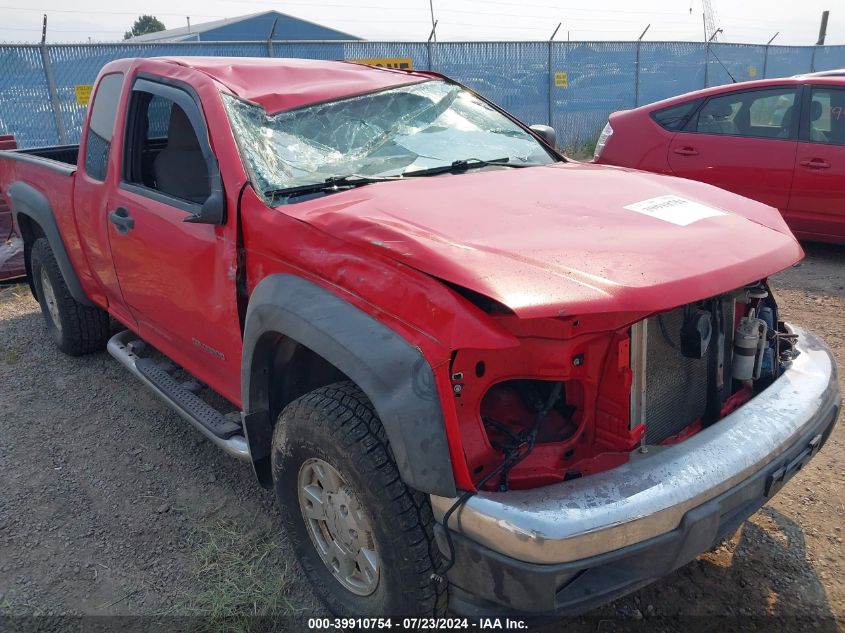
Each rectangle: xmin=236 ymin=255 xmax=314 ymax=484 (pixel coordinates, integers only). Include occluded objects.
xmin=267 ymin=334 xmax=351 ymax=424
xmin=15 ymin=212 xmax=45 ymax=244
xmin=241 ymin=273 xmax=457 ymax=497
xmin=246 ymin=331 xmax=352 ymax=488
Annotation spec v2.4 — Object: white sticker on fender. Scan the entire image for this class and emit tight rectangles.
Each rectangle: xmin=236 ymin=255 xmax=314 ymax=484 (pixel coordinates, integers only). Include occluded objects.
xmin=624 ymin=195 xmax=727 ymax=226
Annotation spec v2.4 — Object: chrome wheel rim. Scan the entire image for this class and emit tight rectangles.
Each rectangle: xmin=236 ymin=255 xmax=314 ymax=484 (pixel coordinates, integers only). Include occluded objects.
xmin=40 ymin=268 xmax=62 ymax=334
xmin=298 ymin=458 xmax=380 ymax=596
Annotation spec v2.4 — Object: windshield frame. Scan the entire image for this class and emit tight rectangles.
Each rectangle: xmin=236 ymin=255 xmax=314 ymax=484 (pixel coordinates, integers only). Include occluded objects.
xmin=222 ymin=76 xmax=564 ymax=201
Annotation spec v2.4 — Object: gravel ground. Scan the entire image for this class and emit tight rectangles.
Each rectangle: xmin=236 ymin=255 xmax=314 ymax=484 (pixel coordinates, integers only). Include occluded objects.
xmin=0 ymin=242 xmax=843 ymax=632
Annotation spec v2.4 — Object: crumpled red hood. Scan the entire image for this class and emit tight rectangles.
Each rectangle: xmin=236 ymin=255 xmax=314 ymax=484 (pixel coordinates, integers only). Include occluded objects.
xmin=291 ymin=161 xmax=803 ymax=318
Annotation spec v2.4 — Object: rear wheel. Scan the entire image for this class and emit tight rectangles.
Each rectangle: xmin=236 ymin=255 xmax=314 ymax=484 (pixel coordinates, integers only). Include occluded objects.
xmin=272 ymin=381 xmax=447 ymax=616
xmin=30 ymin=238 xmax=110 ymax=356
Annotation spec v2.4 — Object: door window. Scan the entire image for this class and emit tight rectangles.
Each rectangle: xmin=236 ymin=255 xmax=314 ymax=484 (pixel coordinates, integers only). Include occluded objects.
xmin=651 ymin=99 xmax=703 ymax=131
xmin=84 ymin=73 xmax=124 ymax=181
xmin=694 ymin=88 xmax=797 ymax=140
xmin=807 ymin=87 xmax=845 ymax=146
xmin=123 ymin=85 xmax=211 ymax=206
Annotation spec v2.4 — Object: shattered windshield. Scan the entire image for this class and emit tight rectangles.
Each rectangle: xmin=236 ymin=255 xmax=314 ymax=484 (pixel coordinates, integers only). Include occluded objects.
xmin=223 ymin=80 xmax=555 ymax=196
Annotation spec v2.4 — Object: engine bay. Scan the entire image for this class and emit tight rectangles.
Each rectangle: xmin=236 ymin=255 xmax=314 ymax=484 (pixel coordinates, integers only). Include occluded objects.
xmin=450 ymin=280 xmax=798 ymax=492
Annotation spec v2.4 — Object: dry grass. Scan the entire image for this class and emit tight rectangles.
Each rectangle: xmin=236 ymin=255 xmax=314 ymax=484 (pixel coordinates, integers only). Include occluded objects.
xmin=0 ymin=283 xmax=31 ymax=364
xmin=169 ymin=518 xmax=299 ymax=633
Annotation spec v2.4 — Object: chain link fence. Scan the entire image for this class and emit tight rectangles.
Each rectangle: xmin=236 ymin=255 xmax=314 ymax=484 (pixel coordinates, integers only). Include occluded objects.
xmin=1 ymin=40 xmax=844 ymax=150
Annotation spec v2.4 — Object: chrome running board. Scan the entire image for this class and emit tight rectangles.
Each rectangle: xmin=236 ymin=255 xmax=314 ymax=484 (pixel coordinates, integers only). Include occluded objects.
xmin=107 ymin=330 xmax=250 ymax=460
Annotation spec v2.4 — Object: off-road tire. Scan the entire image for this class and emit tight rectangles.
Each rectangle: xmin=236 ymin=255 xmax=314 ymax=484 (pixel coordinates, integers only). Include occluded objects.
xmin=30 ymin=237 xmax=110 ymax=356
xmin=273 ymin=381 xmax=448 ymax=617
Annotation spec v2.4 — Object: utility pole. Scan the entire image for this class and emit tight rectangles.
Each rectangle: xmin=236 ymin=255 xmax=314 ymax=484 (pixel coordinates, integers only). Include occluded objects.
xmin=635 ymin=24 xmax=650 ymax=107
xmin=762 ymin=32 xmax=779 ymax=78
xmin=703 ymin=14 xmax=710 ymax=88
xmin=428 ymin=0 xmax=437 ymax=43
xmin=426 ymin=19 xmax=438 ymax=71
xmin=427 ymin=19 xmax=438 ymax=42
xmin=548 ymin=22 xmax=561 ymax=127
xmin=267 ymin=17 xmax=278 ymax=57
xmin=816 ymin=10 xmax=829 ymax=45
xmin=703 ymin=28 xmax=722 ymax=88
xmin=186 ymin=16 xmax=191 ymax=33
xmin=39 ymin=14 xmax=67 ymax=145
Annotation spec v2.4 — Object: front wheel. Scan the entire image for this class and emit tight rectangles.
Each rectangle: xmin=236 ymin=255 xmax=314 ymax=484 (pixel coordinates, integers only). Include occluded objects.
xmin=272 ymin=381 xmax=447 ymax=616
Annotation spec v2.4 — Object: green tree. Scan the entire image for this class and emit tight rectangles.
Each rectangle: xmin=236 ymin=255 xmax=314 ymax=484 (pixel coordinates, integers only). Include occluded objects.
xmin=123 ymin=15 xmax=166 ymax=40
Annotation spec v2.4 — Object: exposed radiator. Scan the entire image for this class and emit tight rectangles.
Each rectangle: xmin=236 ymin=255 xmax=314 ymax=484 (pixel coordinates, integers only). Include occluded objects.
xmin=630 ymin=300 xmax=735 ymax=444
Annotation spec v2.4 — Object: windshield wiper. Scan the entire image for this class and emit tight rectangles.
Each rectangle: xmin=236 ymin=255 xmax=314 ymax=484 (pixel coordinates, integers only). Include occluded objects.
xmin=403 ymin=157 xmax=537 ymax=178
xmin=265 ymin=158 xmax=539 ymax=202
xmin=265 ymin=174 xmax=400 ymax=201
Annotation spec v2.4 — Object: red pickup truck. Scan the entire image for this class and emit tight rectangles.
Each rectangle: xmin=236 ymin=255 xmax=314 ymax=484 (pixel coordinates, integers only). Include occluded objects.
xmin=0 ymin=57 xmax=840 ymax=618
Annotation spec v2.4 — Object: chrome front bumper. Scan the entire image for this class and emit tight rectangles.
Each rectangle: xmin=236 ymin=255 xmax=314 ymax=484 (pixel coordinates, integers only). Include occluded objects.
xmin=431 ymin=325 xmax=840 ymax=565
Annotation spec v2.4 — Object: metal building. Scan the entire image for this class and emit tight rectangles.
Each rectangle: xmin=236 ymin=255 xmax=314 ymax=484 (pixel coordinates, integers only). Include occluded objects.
xmin=127 ymin=11 xmax=360 ymax=43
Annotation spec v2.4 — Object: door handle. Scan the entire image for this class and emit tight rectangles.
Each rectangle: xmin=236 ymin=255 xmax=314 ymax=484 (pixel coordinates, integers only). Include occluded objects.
xmin=109 ymin=207 xmax=135 ymax=235
xmin=799 ymin=158 xmax=831 ymax=169
xmin=673 ymin=146 xmax=699 ymax=156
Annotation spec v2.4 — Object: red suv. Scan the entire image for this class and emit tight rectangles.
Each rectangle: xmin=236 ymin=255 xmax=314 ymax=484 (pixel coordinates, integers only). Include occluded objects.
xmin=593 ymin=71 xmax=845 ymax=243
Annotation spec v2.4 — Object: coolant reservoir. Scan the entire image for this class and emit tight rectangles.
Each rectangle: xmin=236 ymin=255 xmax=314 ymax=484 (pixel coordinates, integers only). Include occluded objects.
xmin=732 ymin=316 xmax=767 ymax=381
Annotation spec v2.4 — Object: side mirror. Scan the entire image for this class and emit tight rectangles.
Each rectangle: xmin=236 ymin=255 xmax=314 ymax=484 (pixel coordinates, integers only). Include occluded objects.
xmin=530 ymin=124 xmax=556 ymax=148
xmin=184 ymin=189 xmax=226 ymax=225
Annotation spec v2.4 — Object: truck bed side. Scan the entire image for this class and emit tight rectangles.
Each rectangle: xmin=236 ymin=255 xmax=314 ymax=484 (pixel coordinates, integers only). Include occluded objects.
xmin=11 ymin=144 xmax=80 ymax=166
xmin=0 ymin=147 xmax=103 ymax=306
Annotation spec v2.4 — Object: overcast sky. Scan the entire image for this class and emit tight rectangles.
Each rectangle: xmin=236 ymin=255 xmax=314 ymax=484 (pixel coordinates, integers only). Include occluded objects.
xmin=0 ymin=0 xmax=841 ymax=45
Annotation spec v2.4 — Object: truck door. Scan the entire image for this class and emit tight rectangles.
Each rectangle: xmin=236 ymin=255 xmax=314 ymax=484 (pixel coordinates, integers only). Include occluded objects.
xmin=786 ymin=84 xmax=845 ymax=242
xmin=667 ymin=86 xmax=799 ymax=211
xmin=73 ymin=72 xmax=137 ymax=327
xmin=106 ymin=76 xmax=242 ymax=403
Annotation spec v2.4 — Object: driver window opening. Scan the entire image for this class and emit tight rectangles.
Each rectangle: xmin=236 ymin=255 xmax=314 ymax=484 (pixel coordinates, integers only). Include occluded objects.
xmin=125 ymin=91 xmax=210 ymax=204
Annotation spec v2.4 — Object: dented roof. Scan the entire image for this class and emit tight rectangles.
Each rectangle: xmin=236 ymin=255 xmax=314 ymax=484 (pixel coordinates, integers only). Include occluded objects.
xmin=158 ymin=57 xmax=432 ymax=114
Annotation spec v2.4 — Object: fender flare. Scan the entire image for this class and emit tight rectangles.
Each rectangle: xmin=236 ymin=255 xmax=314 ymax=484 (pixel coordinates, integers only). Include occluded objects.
xmin=242 ymin=274 xmax=457 ymax=498
xmin=8 ymin=181 xmax=93 ymax=306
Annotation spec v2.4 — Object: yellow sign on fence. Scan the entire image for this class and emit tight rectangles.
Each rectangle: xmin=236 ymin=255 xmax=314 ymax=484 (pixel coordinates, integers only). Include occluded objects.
xmin=350 ymin=57 xmax=413 ymax=71
xmin=75 ymin=84 xmax=93 ymax=106
xmin=554 ymin=72 xmax=569 ymax=88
